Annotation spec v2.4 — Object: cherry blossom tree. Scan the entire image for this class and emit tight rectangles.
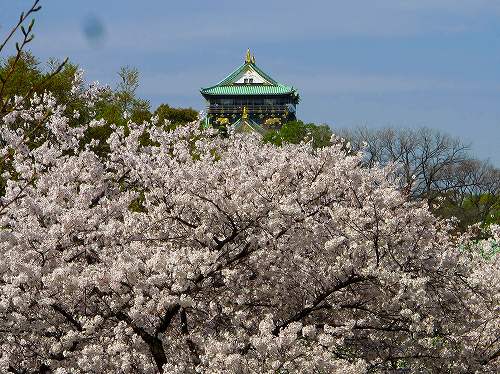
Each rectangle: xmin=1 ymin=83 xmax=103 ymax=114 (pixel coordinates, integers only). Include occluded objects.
xmin=0 ymin=73 xmax=498 ymax=373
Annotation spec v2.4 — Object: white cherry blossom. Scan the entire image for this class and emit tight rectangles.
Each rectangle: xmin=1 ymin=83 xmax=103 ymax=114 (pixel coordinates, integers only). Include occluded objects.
xmin=0 ymin=79 xmax=498 ymax=373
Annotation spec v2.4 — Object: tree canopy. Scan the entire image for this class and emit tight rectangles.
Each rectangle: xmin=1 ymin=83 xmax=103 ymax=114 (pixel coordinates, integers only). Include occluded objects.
xmin=153 ymin=103 xmax=198 ymax=129
xmin=263 ymin=120 xmax=333 ymax=149
xmin=0 ymin=74 xmax=498 ymax=373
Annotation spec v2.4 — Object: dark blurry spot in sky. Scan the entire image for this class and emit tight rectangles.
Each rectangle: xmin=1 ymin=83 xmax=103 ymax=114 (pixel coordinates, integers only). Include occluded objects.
xmin=82 ymin=14 xmax=105 ymax=47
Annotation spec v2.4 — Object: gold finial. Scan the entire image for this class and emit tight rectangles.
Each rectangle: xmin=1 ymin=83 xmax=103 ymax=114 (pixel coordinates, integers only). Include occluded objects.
xmin=251 ymin=54 xmax=256 ymax=64
xmin=245 ymin=48 xmax=252 ymax=63
xmin=242 ymin=106 xmax=248 ymax=119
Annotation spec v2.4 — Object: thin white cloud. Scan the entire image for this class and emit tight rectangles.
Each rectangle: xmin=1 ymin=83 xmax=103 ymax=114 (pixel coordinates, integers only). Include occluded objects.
xmin=7 ymin=0 xmax=498 ymax=59
xmin=90 ymin=0 xmax=498 ymax=53
xmin=139 ymin=68 xmax=498 ymax=99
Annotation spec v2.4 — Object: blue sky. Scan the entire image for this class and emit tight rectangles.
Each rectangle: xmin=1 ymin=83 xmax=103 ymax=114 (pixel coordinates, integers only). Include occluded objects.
xmin=1 ymin=0 xmax=499 ymax=164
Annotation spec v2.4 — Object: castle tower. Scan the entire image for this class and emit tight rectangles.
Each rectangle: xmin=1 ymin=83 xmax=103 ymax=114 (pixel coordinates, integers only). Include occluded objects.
xmin=200 ymin=50 xmax=299 ymax=134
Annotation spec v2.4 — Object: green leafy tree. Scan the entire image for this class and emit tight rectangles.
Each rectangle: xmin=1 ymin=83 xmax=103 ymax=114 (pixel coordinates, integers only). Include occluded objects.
xmin=94 ymin=66 xmax=151 ymax=127
xmin=0 ymin=52 xmax=40 ymax=98
xmin=85 ymin=66 xmax=151 ymax=155
xmin=0 ymin=52 xmax=78 ymax=107
xmin=153 ymin=103 xmax=198 ymax=129
xmin=263 ymin=120 xmax=333 ymax=148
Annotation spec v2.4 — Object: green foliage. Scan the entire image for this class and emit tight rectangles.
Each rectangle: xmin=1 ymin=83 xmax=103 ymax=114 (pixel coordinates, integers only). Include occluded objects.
xmin=0 ymin=52 xmax=78 ymax=106
xmin=263 ymin=120 xmax=332 ymax=148
xmin=0 ymin=52 xmax=84 ymax=149
xmin=435 ymin=193 xmax=500 ymax=232
xmin=94 ymin=66 xmax=151 ymax=127
xmin=129 ymin=191 xmax=147 ymax=213
xmin=153 ymin=103 xmax=198 ymax=129
xmin=0 ymin=52 xmax=40 ymax=98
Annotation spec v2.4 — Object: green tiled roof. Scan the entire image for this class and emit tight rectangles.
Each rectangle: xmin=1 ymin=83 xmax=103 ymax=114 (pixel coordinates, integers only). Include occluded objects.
xmin=201 ymin=60 xmax=298 ymax=97
xmin=232 ymin=117 xmax=266 ymax=135
xmin=201 ymin=84 xmax=296 ymax=96
xmin=218 ymin=62 xmax=278 ymax=86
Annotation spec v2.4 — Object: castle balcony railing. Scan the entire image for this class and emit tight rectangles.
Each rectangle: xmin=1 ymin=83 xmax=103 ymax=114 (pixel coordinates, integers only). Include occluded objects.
xmin=207 ymin=104 xmax=295 ymax=115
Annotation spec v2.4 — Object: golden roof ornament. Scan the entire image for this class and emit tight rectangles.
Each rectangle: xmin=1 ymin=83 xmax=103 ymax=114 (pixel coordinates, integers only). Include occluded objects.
xmin=251 ymin=54 xmax=256 ymax=64
xmin=242 ymin=106 xmax=248 ymax=119
xmin=245 ymin=49 xmax=252 ymax=63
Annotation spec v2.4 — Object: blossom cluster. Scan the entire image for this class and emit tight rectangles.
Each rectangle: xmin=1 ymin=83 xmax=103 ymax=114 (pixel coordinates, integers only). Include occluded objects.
xmin=0 ymin=77 xmax=498 ymax=373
